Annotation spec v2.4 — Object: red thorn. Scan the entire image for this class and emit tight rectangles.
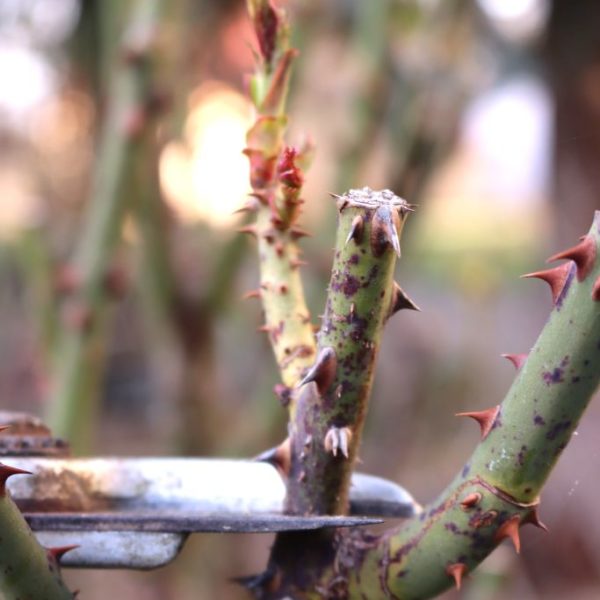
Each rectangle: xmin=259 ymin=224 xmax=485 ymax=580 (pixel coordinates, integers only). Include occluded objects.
xmin=547 ymin=235 xmax=596 ymax=281
xmin=389 ymin=282 xmax=420 ymax=317
xmin=460 ymin=492 xmax=482 ymax=509
xmin=345 ymin=216 xmax=364 ymax=246
xmin=0 ymin=426 xmax=12 ymax=434
xmin=522 ymin=506 xmax=548 ymax=532
xmin=521 ymin=263 xmax=572 ymax=304
xmin=232 ymin=199 xmax=259 ymax=214
xmin=495 ymin=514 xmax=521 ymax=553
xmin=456 ymin=405 xmax=500 ymax=440
xmin=370 ymin=206 xmax=401 ymax=257
xmin=255 ymin=438 xmax=291 ymax=477
xmin=243 ymin=289 xmax=262 ymax=300
xmin=238 ymin=225 xmax=258 ymax=238
xmin=48 ymin=545 xmax=79 ymax=563
xmin=257 ymin=325 xmax=272 ymax=333
xmin=593 ymin=275 xmax=600 ymax=302
xmin=290 ymin=228 xmax=311 ymax=240
xmin=501 ymin=353 xmax=528 ymax=370
xmin=290 ymin=258 xmax=308 ymax=269
xmin=0 ymin=463 xmax=32 ymax=495
xmin=297 ymin=347 xmax=337 ymax=395
xmin=446 ymin=563 xmax=467 ymax=590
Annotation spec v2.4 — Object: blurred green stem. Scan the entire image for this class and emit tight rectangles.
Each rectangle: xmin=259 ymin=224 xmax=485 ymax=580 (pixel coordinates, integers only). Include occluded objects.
xmin=47 ymin=0 xmax=163 ymax=452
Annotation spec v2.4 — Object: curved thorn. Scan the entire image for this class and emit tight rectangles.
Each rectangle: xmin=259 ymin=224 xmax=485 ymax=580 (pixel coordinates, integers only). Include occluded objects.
xmin=290 ymin=228 xmax=311 ymax=240
xmin=521 ymin=263 xmax=572 ymax=304
xmin=446 ymin=563 xmax=467 ymax=591
xmin=0 ymin=464 xmax=32 ymax=495
xmin=371 ymin=206 xmax=401 ymax=257
xmin=547 ymin=235 xmax=596 ymax=281
xmin=48 ymin=545 xmax=79 ymax=563
xmin=237 ymin=225 xmax=258 ymax=238
xmin=389 ymin=282 xmax=420 ymax=316
xmin=455 ymin=405 xmax=500 ymax=440
xmin=501 ymin=353 xmax=528 ymax=370
xmin=254 ymin=438 xmax=291 ymax=478
xmin=522 ymin=506 xmax=549 ymax=532
xmin=243 ymin=289 xmax=262 ymax=300
xmin=494 ymin=514 xmax=521 ymax=553
xmin=345 ymin=215 xmax=364 ymax=246
xmin=297 ymin=347 xmax=337 ymax=394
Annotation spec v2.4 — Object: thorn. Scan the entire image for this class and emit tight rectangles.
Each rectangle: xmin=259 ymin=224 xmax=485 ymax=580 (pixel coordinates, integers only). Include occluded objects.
xmin=273 ymin=383 xmax=292 ymax=407
xmin=297 ymin=347 xmax=337 ymax=394
xmin=238 ymin=225 xmax=258 ymax=238
xmin=593 ymin=275 xmax=600 ymax=302
xmin=232 ymin=199 xmax=259 ymax=214
xmin=501 ymin=353 xmax=528 ymax=370
xmin=0 ymin=426 xmax=12 ymax=434
xmin=257 ymin=324 xmax=272 ymax=333
xmin=274 ymin=241 xmax=284 ymax=257
xmin=495 ymin=514 xmax=521 ymax=553
xmin=371 ymin=206 xmax=401 ymax=257
xmin=329 ymin=193 xmax=348 ymax=213
xmin=255 ymin=438 xmax=291 ymax=477
xmin=243 ymin=289 xmax=261 ymax=300
xmin=278 ymin=283 xmax=288 ymax=294
xmin=547 ymin=235 xmax=596 ymax=281
xmin=290 ymin=258 xmax=308 ymax=269
xmin=389 ymin=282 xmax=420 ymax=316
xmin=345 ymin=216 xmax=364 ymax=246
xmin=455 ymin=405 xmax=500 ymax=440
xmin=460 ymin=492 xmax=482 ymax=509
xmin=324 ymin=426 xmax=352 ymax=458
xmin=521 ymin=263 xmax=572 ymax=304
xmin=522 ymin=506 xmax=549 ymax=532
xmin=248 ymin=191 xmax=269 ymax=205
xmin=48 ymin=545 xmax=79 ymax=563
xmin=290 ymin=227 xmax=311 ymax=240
xmin=446 ymin=563 xmax=467 ymax=591
xmin=0 ymin=463 xmax=32 ymax=495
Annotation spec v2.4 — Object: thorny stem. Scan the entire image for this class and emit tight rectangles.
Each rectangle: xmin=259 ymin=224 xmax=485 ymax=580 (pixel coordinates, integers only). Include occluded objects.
xmin=0 ymin=464 xmax=74 ymax=599
xmin=244 ymin=0 xmax=317 ymax=410
xmin=286 ymin=188 xmax=413 ymax=516
xmin=47 ymin=0 xmax=164 ymax=452
xmin=343 ymin=211 xmax=600 ymax=599
xmin=254 ymin=215 xmax=600 ymax=600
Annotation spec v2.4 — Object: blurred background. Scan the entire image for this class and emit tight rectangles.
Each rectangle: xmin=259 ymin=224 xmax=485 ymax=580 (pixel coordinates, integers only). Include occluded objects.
xmin=0 ymin=0 xmax=599 ymax=598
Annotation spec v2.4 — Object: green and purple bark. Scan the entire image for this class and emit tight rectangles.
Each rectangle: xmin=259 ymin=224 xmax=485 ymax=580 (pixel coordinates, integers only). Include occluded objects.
xmin=0 ymin=464 xmax=75 ymax=599
xmin=286 ymin=188 xmax=415 ymax=516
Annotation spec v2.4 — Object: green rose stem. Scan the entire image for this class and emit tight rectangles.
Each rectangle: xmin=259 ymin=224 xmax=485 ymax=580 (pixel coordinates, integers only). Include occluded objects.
xmin=250 ymin=213 xmax=600 ymax=598
xmin=0 ymin=462 xmax=75 ymax=599
xmin=47 ymin=0 xmax=164 ymax=452
xmin=286 ymin=188 xmax=415 ymax=516
xmin=242 ymin=1 xmax=317 ymax=413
